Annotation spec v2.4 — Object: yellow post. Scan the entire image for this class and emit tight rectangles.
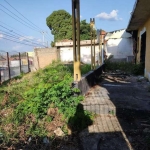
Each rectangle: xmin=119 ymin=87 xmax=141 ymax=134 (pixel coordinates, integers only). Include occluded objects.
xmin=72 ymin=0 xmax=81 ymax=82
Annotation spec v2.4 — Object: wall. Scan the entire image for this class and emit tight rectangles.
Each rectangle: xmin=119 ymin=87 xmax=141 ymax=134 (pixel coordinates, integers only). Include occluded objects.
xmin=34 ymin=48 xmax=58 ymax=70
xmin=105 ymin=29 xmax=134 ymax=62
xmin=137 ymin=18 xmax=150 ymax=80
xmin=60 ymin=45 xmax=100 ymax=64
xmin=105 ymin=38 xmax=133 ymax=59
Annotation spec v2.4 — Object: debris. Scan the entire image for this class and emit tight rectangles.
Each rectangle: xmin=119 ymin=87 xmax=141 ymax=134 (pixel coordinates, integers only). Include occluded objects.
xmin=141 ymin=123 xmax=150 ymax=127
xmin=47 ymin=108 xmax=58 ymax=117
xmin=54 ymin=128 xmax=64 ymax=137
xmin=138 ymin=76 xmax=145 ymax=81
xmin=28 ymin=137 xmax=32 ymax=142
xmin=143 ymin=128 xmax=150 ymax=133
xmin=43 ymin=137 xmax=50 ymax=144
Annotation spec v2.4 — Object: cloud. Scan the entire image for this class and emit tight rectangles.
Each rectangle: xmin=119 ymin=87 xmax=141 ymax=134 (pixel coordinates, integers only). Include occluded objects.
xmin=12 ymin=45 xmax=23 ymax=50
xmin=19 ymin=36 xmax=34 ymax=42
xmin=0 ymin=33 xmax=4 ymax=39
xmin=80 ymin=15 xmax=82 ymax=18
xmin=95 ymin=10 xmax=122 ymax=21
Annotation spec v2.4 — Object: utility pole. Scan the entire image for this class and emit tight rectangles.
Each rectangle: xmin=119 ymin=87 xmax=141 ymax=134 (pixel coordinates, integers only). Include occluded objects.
xmin=72 ymin=0 xmax=81 ymax=82
xmin=90 ymin=18 xmax=96 ymax=70
xmin=41 ymin=31 xmax=47 ymax=46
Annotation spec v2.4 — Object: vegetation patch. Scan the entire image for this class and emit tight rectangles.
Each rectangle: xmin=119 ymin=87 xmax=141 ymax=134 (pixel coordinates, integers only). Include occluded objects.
xmin=0 ymin=61 xmax=93 ymax=149
xmin=105 ymin=60 xmax=144 ymax=75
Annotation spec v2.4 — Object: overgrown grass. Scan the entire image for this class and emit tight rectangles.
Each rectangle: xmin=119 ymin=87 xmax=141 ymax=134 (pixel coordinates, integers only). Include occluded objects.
xmin=66 ymin=63 xmax=91 ymax=75
xmin=105 ymin=61 xmax=144 ymax=75
xmin=0 ymin=61 xmax=93 ymax=148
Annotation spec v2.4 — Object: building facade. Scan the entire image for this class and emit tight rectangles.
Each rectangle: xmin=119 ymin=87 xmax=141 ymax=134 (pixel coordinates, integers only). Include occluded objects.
xmin=127 ymin=0 xmax=150 ymax=80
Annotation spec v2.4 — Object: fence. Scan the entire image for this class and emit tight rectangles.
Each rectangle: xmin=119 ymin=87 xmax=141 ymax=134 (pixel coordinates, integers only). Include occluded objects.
xmin=0 ymin=51 xmax=31 ymax=83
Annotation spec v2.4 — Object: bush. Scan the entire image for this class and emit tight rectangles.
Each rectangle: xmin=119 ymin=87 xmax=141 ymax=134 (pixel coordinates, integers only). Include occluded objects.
xmin=0 ymin=61 xmax=86 ymax=145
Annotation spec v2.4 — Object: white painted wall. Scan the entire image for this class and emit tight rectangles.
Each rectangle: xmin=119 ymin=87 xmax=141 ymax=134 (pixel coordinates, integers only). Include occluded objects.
xmin=60 ymin=45 xmax=100 ymax=64
xmin=105 ymin=29 xmax=133 ymax=60
xmin=105 ymin=38 xmax=133 ymax=59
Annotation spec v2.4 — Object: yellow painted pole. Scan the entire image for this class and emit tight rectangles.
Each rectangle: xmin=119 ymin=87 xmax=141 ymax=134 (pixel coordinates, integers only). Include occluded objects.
xmin=72 ymin=0 xmax=81 ymax=82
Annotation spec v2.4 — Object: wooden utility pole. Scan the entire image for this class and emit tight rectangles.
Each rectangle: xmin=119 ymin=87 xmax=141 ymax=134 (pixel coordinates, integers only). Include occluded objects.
xmin=90 ymin=18 xmax=96 ymax=70
xmin=72 ymin=0 xmax=81 ymax=82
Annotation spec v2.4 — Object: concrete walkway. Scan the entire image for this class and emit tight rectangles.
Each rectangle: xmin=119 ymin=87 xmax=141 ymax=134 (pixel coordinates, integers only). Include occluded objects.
xmin=80 ymin=85 xmax=133 ymax=150
xmin=79 ymin=74 xmax=150 ymax=150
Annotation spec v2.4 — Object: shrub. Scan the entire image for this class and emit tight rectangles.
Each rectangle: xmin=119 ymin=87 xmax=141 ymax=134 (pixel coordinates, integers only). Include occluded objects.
xmin=0 ymin=61 xmax=87 ymax=146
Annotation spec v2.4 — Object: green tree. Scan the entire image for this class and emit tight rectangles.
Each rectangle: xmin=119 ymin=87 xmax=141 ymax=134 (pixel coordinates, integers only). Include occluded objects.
xmin=46 ymin=10 xmax=91 ymax=42
xmin=46 ymin=10 xmax=72 ymax=42
xmin=80 ymin=20 xmax=91 ymax=40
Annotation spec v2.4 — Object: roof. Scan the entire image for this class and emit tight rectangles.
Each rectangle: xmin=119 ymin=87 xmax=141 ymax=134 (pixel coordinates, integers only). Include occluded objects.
xmin=127 ymin=0 xmax=150 ymax=31
xmin=105 ymin=29 xmax=132 ymax=40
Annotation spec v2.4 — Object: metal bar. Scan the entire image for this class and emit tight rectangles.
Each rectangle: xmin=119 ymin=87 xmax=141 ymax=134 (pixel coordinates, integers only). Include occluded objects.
xmin=93 ymin=30 xmax=95 ymax=69
xmin=19 ymin=52 xmax=21 ymax=73
xmin=0 ymin=70 xmax=1 ymax=84
xmin=91 ymin=29 xmax=93 ymax=70
xmin=7 ymin=52 xmax=11 ymax=80
xmin=27 ymin=52 xmax=30 ymax=72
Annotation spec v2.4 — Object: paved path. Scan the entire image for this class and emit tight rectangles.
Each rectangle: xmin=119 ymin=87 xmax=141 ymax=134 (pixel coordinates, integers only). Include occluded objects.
xmin=80 ymin=74 xmax=150 ymax=150
xmin=80 ymin=85 xmax=133 ymax=150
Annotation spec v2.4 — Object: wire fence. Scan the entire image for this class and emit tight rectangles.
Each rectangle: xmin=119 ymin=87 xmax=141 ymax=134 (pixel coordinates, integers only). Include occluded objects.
xmin=0 ymin=51 xmax=31 ymax=83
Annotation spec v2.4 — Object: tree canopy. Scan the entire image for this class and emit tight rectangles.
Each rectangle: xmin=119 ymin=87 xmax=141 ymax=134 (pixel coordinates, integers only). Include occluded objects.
xmin=46 ymin=10 xmax=91 ymax=45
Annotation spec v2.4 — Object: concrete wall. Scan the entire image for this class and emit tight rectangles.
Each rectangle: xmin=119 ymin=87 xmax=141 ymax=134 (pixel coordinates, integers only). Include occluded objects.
xmin=60 ymin=45 xmax=100 ymax=64
xmin=137 ymin=18 xmax=150 ymax=80
xmin=34 ymin=48 xmax=58 ymax=70
xmin=105 ymin=29 xmax=134 ymax=62
xmin=105 ymin=38 xmax=133 ymax=59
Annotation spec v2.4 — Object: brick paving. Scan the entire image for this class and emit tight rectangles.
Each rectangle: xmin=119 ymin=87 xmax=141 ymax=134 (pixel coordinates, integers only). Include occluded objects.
xmin=80 ymin=85 xmax=133 ymax=150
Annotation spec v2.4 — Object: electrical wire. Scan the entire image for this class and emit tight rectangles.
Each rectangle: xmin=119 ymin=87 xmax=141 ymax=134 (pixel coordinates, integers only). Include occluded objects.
xmin=0 ymin=8 xmax=40 ymax=32
xmin=0 ymin=21 xmax=44 ymax=44
xmin=0 ymin=25 xmax=45 ymax=47
xmin=0 ymin=4 xmax=40 ymax=31
xmin=3 ymin=0 xmax=52 ymax=41
xmin=0 ymin=30 xmax=45 ymax=47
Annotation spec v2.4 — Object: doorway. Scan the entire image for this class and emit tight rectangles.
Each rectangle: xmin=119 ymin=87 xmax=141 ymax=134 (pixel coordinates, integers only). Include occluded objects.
xmin=140 ymin=32 xmax=146 ymax=73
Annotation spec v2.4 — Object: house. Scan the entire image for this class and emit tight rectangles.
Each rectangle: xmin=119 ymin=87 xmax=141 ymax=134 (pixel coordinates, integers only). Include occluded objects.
xmin=126 ymin=0 xmax=150 ymax=81
xmin=104 ymin=29 xmax=134 ymax=62
xmin=55 ymin=39 xmax=100 ymax=64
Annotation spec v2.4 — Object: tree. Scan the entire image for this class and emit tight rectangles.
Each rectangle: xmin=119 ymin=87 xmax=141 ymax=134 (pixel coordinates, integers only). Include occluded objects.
xmin=46 ymin=10 xmax=91 ymax=42
xmin=46 ymin=10 xmax=72 ymax=42
xmin=80 ymin=20 xmax=91 ymax=40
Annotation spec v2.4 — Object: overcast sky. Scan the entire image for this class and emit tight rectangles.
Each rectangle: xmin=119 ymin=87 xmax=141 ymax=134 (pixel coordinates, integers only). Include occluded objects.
xmin=0 ymin=0 xmax=135 ymax=53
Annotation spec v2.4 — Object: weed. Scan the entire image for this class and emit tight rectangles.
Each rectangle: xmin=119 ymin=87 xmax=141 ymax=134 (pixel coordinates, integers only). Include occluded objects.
xmin=105 ymin=61 xmax=144 ymax=75
xmin=0 ymin=61 xmax=92 ymax=147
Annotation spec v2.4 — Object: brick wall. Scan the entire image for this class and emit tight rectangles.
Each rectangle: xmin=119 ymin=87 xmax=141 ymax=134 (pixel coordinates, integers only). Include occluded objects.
xmin=34 ymin=48 xmax=59 ymax=70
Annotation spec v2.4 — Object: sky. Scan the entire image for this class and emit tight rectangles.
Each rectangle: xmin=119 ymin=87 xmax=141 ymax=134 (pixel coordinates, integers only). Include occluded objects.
xmin=0 ymin=0 xmax=136 ymax=53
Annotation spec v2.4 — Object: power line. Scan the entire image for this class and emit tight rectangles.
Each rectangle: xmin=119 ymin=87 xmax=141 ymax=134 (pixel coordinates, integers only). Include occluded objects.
xmin=0 ymin=21 xmax=44 ymax=43
xmin=3 ymin=0 xmax=52 ymax=41
xmin=2 ymin=37 xmax=43 ymax=47
xmin=0 ymin=8 xmax=40 ymax=32
xmin=4 ymin=0 xmax=43 ymax=31
xmin=0 ymin=3 xmax=40 ymax=31
xmin=0 ymin=30 xmax=45 ymax=47
xmin=0 ymin=25 xmax=45 ymax=47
